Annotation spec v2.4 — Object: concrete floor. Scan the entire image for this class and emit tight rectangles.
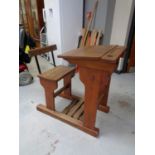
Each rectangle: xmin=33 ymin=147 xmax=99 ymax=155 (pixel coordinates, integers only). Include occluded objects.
xmin=20 ymin=57 xmax=135 ymax=155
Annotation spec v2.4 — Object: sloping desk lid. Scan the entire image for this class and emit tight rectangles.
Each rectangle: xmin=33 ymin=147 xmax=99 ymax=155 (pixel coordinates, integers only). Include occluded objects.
xmin=58 ymin=45 xmax=126 ymax=63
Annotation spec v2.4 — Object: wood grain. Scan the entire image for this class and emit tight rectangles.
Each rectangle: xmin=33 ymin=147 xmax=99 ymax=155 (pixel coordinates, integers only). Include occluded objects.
xmin=67 ymin=99 xmax=84 ymax=117
xmin=101 ymin=46 xmax=126 ymax=62
xmin=96 ymin=30 xmax=103 ymax=45
xmin=29 ymin=45 xmax=57 ymax=57
xmin=37 ymin=44 xmax=126 ymax=137
xmin=62 ymin=99 xmax=79 ymax=114
xmin=73 ymin=104 xmax=84 ymax=119
xmin=58 ymin=45 xmax=119 ymax=61
xmin=79 ymin=67 xmax=102 ymax=129
xmin=38 ymin=66 xmax=75 ymax=82
xmin=90 ymin=30 xmax=98 ymax=46
xmin=37 ymin=104 xmax=99 ymax=137
xmin=39 ymin=79 xmax=58 ymax=110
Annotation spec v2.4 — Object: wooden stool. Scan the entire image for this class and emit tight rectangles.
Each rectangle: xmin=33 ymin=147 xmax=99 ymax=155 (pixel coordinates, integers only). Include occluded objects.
xmin=37 ymin=65 xmax=77 ymax=111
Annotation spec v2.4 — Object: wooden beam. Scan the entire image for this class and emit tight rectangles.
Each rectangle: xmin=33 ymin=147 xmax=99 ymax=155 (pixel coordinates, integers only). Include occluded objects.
xmin=54 ymin=85 xmax=70 ymax=97
xmin=98 ymin=105 xmax=109 ymax=113
xmin=37 ymin=104 xmax=99 ymax=137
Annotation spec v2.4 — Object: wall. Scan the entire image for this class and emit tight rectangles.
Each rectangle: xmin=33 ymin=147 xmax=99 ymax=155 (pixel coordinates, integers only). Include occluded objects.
xmin=44 ymin=0 xmax=83 ymax=65
xmin=85 ymin=0 xmax=108 ymax=43
xmin=60 ymin=0 xmax=83 ymax=65
xmin=60 ymin=0 xmax=83 ymax=52
xmin=103 ymin=0 xmax=116 ymax=45
xmin=124 ymin=0 xmax=135 ymax=45
xmin=110 ymin=0 xmax=134 ymax=45
xmin=44 ymin=0 xmax=62 ymax=65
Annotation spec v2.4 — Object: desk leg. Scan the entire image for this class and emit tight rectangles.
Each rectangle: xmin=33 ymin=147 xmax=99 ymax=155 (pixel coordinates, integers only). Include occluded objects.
xmin=79 ymin=67 xmax=102 ymax=134
xmin=98 ymin=72 xmax=111 ymax=113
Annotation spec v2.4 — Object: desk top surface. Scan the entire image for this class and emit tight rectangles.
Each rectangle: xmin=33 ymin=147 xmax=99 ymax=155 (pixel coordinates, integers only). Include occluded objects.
xmin=58 ymin=45 xmax=126 ymax=63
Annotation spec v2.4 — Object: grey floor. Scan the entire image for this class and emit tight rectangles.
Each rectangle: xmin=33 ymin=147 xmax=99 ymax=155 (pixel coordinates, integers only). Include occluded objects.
xmin=20 ymin=56 xmax=135 ymax=155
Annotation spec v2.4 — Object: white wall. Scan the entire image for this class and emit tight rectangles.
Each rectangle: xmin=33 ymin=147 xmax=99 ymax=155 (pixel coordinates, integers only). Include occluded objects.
xmin=60 ymin=0 xmax=83 ymax=52
xmin=110 ymin=0 xmax=134 ymax=45
xmin=44 ymin=0 xmax=83 ymax=65
xmin=104 ymin=0 xmax=116 ymax=45
xmin=44 ymin=0 xmax=62 ymax=65
xmin=60 ymin=0 xmax=83 ymax=65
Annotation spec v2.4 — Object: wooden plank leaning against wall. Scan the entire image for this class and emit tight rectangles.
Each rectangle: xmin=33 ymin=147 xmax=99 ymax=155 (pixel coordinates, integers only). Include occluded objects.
xmin=20 ymin=0 xmax=44 ymax=41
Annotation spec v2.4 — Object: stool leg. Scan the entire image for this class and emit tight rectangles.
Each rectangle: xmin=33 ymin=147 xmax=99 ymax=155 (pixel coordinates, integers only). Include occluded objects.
xmin=40 ymin=79 xmax=58 ymax=110
xmin=63 ymin=74 xmax=72 ymax=98
xmin=44 ymin=87 xmax=55 ymax=110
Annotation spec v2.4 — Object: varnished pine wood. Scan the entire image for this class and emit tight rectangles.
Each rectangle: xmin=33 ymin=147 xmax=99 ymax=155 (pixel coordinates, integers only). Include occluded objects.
xmin=58 ymin=45 xmax=123 ymax=62
xmin=81 ymin=1 xmax=98 ymax=46
xmin=24 ymin=0 xmax=35 ymax=37
xmin=79 ymin=113 xmax=84 ymax=121
xmin=73 ymin=104 xmax=84 ymax=119
xmin=90 ymin=30 xmax=98 ymax=46
xmin=67 ymin=99 xmax=84 ymax=117
xmin=96 ymin=72 xmax=111 ymax=113
xmin=37 ymin=45 xmax=125 ymax=137
xmin=39 ymin=79 xmax=58 ymax=110
xmin=57 ymin=45 xmax=125 ymax=136
xmin=79 ymin=67 xmax=103 ymax=129
xmin=96 ymin=30 xmax=103 ymax=45
xmin=54 ymin=85 xmax=70 ymax=97
xmin=36 ymin=0 xmax=44 ymax=31
xmin=29 ymin=45 xmax=57 ymax=57
xmin=38 ymin=66 xmax=75 ymax=111
xmin=101 ymin=46 xmax=126 ymax=62
xmin=98 ymin=105 xmax=110 ymax=113
xmin=37 ymin=104 xmax=99 ymax=137
xmin=62 ymin=99 xmax=79 ymax=114
xmin=38 ymin=66 xmax=75 ymax=82
xmin=58 ymin=94 xmax=81 ymax=101
xmin=63 ymin=73 xmax=75 ymax=99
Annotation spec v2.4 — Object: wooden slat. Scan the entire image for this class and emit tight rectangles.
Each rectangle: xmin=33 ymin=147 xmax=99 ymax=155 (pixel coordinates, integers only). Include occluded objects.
xmin=96 ymin=30 xmax=102 ymax=45
xmin=29 ymin=44 xmax=57 ymax=57
xmin=79 ymin=113 xmax=84 ymax=121
xmin=38 ymin=66 xmax=75 ymax=82
xmin=81 ymin=1 xmax=99 ymax=46
xmin=73 ymin=104 xmax=84 ymax=119
xmin=62 ymin=99 xmax=79 ymax=114
xmin=85 ymin=31 xmax=91 ymax=46
xmin=24 ymin=0 xmax=35 ymax=37
xmin=79 ymin=28 xmax=86 ymax=48
xmin=67 ymin=99 xmax=84 ymax=117
xmin=90 ymin=30 xmax=98 ymax=46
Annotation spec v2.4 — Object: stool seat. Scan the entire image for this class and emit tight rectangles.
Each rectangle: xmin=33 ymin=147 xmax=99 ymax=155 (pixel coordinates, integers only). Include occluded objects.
xmin=38 ymin=65 xmax=75 ymax=82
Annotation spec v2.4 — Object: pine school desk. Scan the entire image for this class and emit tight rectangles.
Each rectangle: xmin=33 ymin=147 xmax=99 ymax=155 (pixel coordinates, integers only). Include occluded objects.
xmin=37 ymin=45 xmax=125 ymax=137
